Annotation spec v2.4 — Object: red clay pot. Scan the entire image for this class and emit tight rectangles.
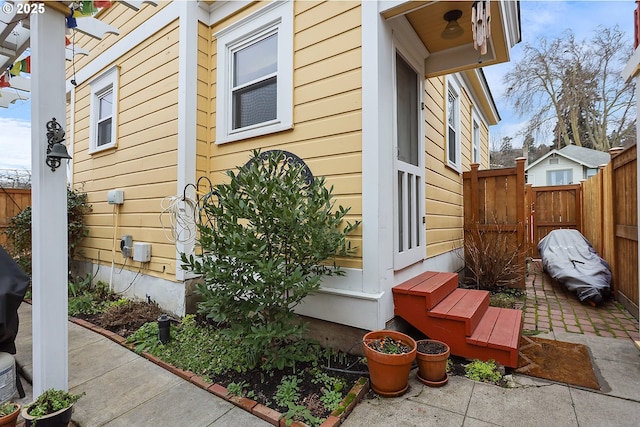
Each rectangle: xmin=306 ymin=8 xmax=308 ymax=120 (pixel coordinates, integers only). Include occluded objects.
xmin=0 ymin=403 xmax=20 ymax=427
xmin=415 ymin=339 xmax=450 ymax=387
xmin=362 ymin=330 xmax=416 ymax=397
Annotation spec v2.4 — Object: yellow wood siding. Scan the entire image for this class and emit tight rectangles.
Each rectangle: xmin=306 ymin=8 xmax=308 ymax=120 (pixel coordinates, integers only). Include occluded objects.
xmin=424 ymin=75 xmax=484 ymax=260
xmin=70 ymin=15 xmax=180 ymax=281
xmin=207 ymin=1 xmax=363 ymax=269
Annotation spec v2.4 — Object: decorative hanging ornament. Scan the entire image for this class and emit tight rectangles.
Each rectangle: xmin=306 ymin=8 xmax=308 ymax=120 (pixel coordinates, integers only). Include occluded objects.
xmin=472 ymin=0 xmax=491 ymax=55
xmin=0 ymin=73 xmax=10 ymax=88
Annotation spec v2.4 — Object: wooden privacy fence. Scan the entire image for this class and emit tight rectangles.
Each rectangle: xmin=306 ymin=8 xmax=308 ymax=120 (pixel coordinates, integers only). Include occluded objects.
xmin=462 ymin=158 xmax=527 ymax=289
xmin=528 ymin=184 xmax=582 ymax=258
xmin=0 ymin=188 xmax=31 ymax=247
xmin=582 ymin=144 xmax=638 ymax=319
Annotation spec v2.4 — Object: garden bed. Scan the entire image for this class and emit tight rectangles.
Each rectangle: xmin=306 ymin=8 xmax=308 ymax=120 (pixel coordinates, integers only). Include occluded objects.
xmin=74 ymin=300 xmax=369 ymax=427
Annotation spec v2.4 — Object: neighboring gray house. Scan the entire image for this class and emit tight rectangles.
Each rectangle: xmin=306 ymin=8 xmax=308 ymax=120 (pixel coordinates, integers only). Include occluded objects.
xmin=526 ymin=145 xmax=611 ymax=186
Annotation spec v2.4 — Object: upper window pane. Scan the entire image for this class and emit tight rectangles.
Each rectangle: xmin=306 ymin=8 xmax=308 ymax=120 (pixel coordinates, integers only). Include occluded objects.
xmin=396 ymin=54 xmax=419 ymax=167
xmin=233 ymin=34 xmax=277 ymax=87
xmin=99 ymin=91 xmax=112 ymax=120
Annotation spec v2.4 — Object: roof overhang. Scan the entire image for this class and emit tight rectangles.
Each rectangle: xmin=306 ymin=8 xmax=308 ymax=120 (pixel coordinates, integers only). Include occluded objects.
xmin=380 ymin=0 xmax=521 ymax=78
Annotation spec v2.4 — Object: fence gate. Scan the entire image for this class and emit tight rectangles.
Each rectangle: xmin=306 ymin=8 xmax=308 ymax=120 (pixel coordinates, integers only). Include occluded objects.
xmin=529 ymin=184 xmax=582 ymax=258
xmin=0 ymin=188 xmax=31 ymax=247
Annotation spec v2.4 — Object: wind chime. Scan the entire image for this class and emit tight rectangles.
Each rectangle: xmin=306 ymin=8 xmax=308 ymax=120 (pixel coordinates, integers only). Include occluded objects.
xmin=472 ymin=0 xmax=491 ymax=56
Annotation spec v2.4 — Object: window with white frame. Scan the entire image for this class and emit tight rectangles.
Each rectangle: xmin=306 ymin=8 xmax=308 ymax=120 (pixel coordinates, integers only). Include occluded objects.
xmin=89 ymin=67 xmax=118 ymax=153
xmin=446 ymin=81 xmax=461 ymax=170
xmin=472 ymin=115 xmax=480 ymax=163
xmin=215 ymin=1 xmax=293 ymax=144
xmin=547 ymin=169 xmax=573 ymax=185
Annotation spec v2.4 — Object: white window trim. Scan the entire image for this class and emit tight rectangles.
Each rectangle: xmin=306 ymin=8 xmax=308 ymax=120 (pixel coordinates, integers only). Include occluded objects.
xmin=89 ymin=66 xmax=118 ymax=154
xmin=472 ymin=110 xmax=481 ymax=164
xmin=446 ymin=77 xmax=461 ymax=172
xmin=214 ymin=0 xmax=293 ymax=144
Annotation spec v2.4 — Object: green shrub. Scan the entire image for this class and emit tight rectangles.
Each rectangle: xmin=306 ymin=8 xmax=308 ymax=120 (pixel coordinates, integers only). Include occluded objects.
xmin=4 ymin=187 xmax=92 ymax=275
xmin=181 ymin=150 xmax=359 ymax=370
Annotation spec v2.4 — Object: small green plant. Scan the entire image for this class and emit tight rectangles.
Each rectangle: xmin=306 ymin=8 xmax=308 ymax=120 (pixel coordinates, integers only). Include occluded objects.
xmin=320 ymin=389 xmax=343 ymax=412
xmin=274 ymin=375 xmax=301 ymax=408
xmin=226 ymin=380 xmax=256 ymax=399
xmin=0 ymin=402 xmax=18 ymax=416
xmin=67 ymin=276 xmax=121 ymax=316
xmin=464 ymin=359 xmax=502 ymax=383
xmin=282 ymin=403 xmax=322 ymax=427
xmin=26 ymin=388 xmax=84 ymax=420
xmin=446 ymin=358 xmax=453 ymax=373
xmin=365 ymin=336 xmax=412 ymax=354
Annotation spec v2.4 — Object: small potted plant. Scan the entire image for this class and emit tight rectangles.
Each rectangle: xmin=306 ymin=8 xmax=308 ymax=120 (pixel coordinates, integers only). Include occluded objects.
xmin=362 ymin=330 xmax=416 ymax=397
xmin=21 ymin=388 xmax=84 ymax=427
xmin=415 ymin=339 xmax=450 ymax=387
xmin=0 ymin=402 xmax=21 ymax=427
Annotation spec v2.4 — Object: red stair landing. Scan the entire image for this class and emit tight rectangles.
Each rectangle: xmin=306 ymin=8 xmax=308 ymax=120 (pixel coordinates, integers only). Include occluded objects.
xmin=392 ymin=271 xmax=522 ymax=368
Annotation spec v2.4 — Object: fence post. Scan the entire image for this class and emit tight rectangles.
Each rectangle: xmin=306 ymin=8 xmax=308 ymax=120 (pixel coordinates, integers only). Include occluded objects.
xmin=515 ymin=158 xmax=526 ymax=288
xmin=470 ymin=163 xmax=479 ymax=224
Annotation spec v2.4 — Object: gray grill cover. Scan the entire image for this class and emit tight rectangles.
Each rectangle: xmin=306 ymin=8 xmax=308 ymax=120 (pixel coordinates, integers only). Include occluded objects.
xmin=538 ymin=229 xmax=611 ymax=303
xmin=0 ymin=245 xmax=28 ymax=354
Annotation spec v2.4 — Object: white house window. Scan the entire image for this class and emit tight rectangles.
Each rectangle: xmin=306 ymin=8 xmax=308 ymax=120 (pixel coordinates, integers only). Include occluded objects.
xmin=215 ymin=1 xmax=293 ymax=144
xmin=586 ymin=167 xmax=598 ymax=178
xmin=472 ymin=115 xmax=480 ymax=163
xmin=89 ymin=67 xmax=118 ymax=153
xmin=446 ymin=81 xmax=461 ymax=171
xmin=547 ymin=169 xmax=573 ymax=185
xmin=549 ymin=157 xmax=559 ymax=165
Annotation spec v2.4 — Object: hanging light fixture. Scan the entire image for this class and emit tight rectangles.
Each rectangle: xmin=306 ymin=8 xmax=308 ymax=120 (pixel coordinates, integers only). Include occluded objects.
xmin=441 ymin=10 xmax=464 ymax=40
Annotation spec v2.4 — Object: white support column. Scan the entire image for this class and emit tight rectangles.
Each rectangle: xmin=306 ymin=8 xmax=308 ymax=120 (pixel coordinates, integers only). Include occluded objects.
xmin=175 ymin=0 xmax=198 ymax=283
xmin=30 ymin=8 xmax=69 ymax=395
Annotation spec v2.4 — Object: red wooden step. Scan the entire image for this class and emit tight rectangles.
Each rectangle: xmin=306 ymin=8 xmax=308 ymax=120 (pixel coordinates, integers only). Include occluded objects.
xmin=429 ymin=289 xmax=490 ymax=335
xmin=392 ymin=271 xmax=458 ymax=310
xmin=467 ymin=307 xmax=523 ymax=367
xmin=392 ymin=270 xmax=522 ymax=368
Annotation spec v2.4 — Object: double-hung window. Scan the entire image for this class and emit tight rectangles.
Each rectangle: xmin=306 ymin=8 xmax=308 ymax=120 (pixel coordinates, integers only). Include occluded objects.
xmin=472 ymin=113 xmax=480 ymax=163
xmin=215 ymin=1 xmax=293 ymax=144
xmin=446 ymin=80 xmax=461 ymax=171
xmin=89 ymin=67 xmax=118 ymax=153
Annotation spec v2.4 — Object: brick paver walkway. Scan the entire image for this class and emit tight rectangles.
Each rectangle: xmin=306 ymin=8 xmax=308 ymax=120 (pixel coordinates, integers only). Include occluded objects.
xmin=522 ymin=261 xmax=639 ymax=341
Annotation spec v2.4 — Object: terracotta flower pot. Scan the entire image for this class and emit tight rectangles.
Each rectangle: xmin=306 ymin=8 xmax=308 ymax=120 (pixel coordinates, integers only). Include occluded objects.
xmin=21 ymin=404 xmax=74 ymax=427
xmin=362 ymin=330 xmax=416 ymax=397
xmin=0 ymin=403 xmax=20 ymax=427
xmin=415 ymin=339 xmax=450 ymax=387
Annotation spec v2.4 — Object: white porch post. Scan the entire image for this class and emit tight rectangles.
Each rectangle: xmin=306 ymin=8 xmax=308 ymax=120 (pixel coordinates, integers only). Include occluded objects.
xmin=30 ymin=7 xmax=69 ymax=395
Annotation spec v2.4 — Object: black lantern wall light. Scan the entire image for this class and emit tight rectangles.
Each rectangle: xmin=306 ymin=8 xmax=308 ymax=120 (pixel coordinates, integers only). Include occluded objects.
xmin=45 ymin=117 xmax=72 ymax=172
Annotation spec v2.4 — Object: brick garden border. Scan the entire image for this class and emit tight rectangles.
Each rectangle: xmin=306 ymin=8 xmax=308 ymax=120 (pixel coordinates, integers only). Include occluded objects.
xmin=68 ymin=316 xmax=369 ymax=427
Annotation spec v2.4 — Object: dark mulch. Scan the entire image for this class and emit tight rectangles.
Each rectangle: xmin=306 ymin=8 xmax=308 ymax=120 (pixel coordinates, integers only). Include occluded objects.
xmin=77 ymin=300 xmax=164 ymax=337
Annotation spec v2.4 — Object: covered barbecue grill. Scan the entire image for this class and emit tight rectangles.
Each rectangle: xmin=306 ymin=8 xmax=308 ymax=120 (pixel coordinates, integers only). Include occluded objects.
xmin=538 ymin=229 xmax=611 ymax=305
xmin=0 ymin=245 xmax=29 ymax=400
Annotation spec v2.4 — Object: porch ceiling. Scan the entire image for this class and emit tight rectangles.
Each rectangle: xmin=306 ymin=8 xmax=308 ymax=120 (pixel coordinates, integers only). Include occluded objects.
xmin=381 ymin=1 xmax=521 ymax=78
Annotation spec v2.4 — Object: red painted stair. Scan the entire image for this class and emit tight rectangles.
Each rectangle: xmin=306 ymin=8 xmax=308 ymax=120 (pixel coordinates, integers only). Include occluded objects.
xmin=392 ymin=271 xmax=522 ymax=368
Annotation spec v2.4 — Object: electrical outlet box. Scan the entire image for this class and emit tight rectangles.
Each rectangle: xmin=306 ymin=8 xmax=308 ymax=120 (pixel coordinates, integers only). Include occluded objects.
xmin=107 ymin=189 xmax=125 ymax=205
xmin=133 ymin=242 xmax=151 ymax=262
xmin=120 ymin=235 xmax=133 ymax=258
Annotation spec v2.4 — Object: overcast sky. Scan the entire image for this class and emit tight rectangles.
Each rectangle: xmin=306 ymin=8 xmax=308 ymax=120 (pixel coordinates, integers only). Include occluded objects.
xmin=483 ymin=0 xmax=636 ymax=148
xmin=0 ymin=1 xmax=637 ymax=170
